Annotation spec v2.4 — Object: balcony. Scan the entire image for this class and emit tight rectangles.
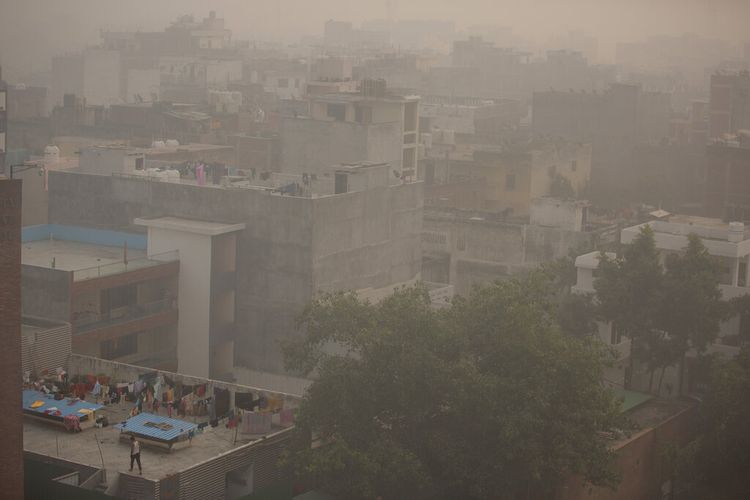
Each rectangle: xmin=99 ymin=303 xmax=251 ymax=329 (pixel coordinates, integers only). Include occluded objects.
xmin=73 ymin=298 xmax=177 ymax=335
xmin=72 ymin=250 xmax=179 ymax=282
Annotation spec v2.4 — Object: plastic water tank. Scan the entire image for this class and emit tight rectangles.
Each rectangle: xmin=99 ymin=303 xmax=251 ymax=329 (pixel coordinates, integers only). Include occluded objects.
xmin=166 ymin=169 xmax=181 ymax=183
xmin=151 ymin=140 xmax=166 ymax=149
xmin=151 ymin=170 xmax=169 ymax=181
xmin=728 ymin=222 xmax=745 ymax=243
xmin=165 ymin=139 xmax=180 ymax=147
xmin=43 ymin=145 xmax=60 ymax=165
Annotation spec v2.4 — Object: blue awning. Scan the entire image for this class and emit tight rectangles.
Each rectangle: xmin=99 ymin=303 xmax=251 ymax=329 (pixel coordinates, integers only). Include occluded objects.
xmin=23 ymin=390 xmax=103 ymax=421
xmin=114 ymin=412 xmax=197 ymax=443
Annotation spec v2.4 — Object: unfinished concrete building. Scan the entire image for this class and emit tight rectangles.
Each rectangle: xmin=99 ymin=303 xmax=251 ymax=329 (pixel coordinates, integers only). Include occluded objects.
xmin=46 ymin=161 xmax=423 ymax=392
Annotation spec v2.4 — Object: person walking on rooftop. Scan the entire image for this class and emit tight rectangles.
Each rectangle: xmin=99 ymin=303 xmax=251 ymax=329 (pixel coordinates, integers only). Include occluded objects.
xmin=129 ymin=436 xmax=142 ymax=475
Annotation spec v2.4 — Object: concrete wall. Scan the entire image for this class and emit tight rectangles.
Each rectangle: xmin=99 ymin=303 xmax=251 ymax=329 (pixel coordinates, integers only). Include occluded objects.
xmin=559 ymin=403 xmax=697 ymax=500
xmin=47 ymin=171 xmax=423 ymax=383
xmin=82 ymin=49 xmax=121 ymax=107
xmin=147 ymin=227 xmax=213 ymax=378
xmin=21 ymin=265 xmax=71 ymax=322
xmin=423 ymin=208 xmax=595 ymax=295
xmin=279 ymin=117 xmax=402 ymax=175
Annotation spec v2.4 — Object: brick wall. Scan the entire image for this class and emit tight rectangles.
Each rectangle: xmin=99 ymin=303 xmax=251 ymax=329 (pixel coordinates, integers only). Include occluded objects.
xmin=0 ymin=179 xmax=24 ymax=499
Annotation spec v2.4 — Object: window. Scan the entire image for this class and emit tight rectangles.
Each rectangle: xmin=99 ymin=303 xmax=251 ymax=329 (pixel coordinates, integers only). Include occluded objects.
xmin=610 ymin=323 xmax=622 ymax=345
xmin=101 ymin=333 xmax=138 ymax=360
xmin=327 ymin=103 xmax=346 ymax=121
xmin=355 ymin=106 xmax=372 ymax=124
xmin=278 ymin=78 xmax=289 ymax=88
xmin=571 ymin=159 xmax=578 ymax=172
xmin=740 ymin=261 xmax=747 ymax=287
xmin=505 ymin=173 xmax=516 ymax=191
xmin=104 ymin=284 xmax=137 ymax=311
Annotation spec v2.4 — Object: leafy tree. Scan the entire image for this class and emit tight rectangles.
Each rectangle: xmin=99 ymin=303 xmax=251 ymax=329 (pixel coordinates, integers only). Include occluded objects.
xmin=283 ymin=281 xmax=622 ymax=500
xmin=595 ymin=225 xmax=664 ymax=389
xmin=658 ymin=234 xmax=726 ymax=394
xmin=550 ymin=174 xmax=576 ymax=199
xmin=675 ymin=348 xmax=750 ymax=499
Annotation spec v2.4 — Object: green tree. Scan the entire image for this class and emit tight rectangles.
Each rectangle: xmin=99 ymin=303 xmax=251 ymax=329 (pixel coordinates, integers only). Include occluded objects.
xmin=595 ymin=229 xmax=727 ymax=394
xmin=595 ymin=225 xmax=664 ymax=389
xmin=283 ymin=281 xmax=621 ymax=500
xmin=675 ymin=348 xmax=750 ymax=499
xmin=658 ymin=234 xmax=726 ymax=394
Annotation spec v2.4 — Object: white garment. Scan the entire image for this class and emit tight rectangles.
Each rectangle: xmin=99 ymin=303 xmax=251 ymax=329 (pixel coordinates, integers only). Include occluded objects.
xmin=131 ymin=441 xmax=140 ymax=455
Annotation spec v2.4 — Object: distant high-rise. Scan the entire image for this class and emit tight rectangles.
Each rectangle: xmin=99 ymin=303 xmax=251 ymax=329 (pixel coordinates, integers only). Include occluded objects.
xmin=709 ymin=71 xmax=750 ymax=138
xmin=0 ymin=65 xmax=7 ymax=174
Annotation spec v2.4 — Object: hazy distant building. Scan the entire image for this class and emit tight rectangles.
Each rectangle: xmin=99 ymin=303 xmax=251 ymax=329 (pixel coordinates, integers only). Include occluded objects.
xmin=50 ymin=49 xmax=121 ymax=110
xmin=709 ymin=71 xmax=750 ymax=138
xmin=705 ymin=136 xmax=750 ymax=220
xmin=425 ymin=140 xmax=592 ymax=217
xmin=280 ymin=80 xmax=420 ymax=179
xmin=0 ymin=67 xmax=6 ymax=173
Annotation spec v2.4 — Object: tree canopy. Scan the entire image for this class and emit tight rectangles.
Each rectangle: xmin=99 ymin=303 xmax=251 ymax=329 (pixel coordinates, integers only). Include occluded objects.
xmin=676 ymin=348 xmax=750 ymax=499
xmin=282 ymin=278 xmax=622 ymax=500
xmin=595 ymin=227 xmax=727 ymax=393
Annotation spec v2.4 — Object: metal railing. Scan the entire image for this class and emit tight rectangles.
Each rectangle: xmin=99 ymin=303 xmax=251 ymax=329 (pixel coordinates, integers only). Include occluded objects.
xmin=73 ymin=298 xmax=177 ymax=333
xmin=72 ymin=250 xmax=179 ymax=282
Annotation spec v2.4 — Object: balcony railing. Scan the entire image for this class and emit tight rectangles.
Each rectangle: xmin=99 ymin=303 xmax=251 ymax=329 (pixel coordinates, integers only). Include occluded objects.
xmin=73 ymin=298 xmax=177 ymax=334
xmin=72 ymin=250 xmax=179 ymax=282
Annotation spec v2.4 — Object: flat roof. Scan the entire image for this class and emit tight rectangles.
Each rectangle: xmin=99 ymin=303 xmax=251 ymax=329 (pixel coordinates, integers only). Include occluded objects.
xmin=134 ymin=216 xmax=246 ymax=236
xmin=23 ymin=397 xmax=289 ymax=481
xmin=22 ymin=239 xmax=145 ymax=272
xmin=23 ymin=390 xmax=103 ymax=421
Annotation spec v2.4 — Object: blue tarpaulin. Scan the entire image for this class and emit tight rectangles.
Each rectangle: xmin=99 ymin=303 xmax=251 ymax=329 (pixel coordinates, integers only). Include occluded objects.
xmin=23 ymin=390 xmax=103 ymax=421
xmin=114 ymin=412 xmax=197 ymax=443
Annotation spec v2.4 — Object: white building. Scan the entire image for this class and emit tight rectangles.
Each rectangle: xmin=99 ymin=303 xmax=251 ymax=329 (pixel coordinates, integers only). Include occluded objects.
xmin=573 ymin=215 xmax=747 ymax=395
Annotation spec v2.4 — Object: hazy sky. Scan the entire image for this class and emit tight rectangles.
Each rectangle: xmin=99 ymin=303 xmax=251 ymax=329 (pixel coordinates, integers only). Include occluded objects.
xmin=1 ymin=0 xmax=749 ymax=79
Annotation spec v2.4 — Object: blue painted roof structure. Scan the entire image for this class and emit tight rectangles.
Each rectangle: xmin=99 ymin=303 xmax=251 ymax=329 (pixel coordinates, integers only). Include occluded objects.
xmin=115 ymin=412 xmax=197 ymax=442
xmin=23 ymin=390 xmax=103 ymax=420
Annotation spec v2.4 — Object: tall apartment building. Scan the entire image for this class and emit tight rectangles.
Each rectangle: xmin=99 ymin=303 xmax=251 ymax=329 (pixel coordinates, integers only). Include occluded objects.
xmin=709 ymin=71 xmax=750 ymax=138
xmin=0 ymin=66 xmax=6 ymax=174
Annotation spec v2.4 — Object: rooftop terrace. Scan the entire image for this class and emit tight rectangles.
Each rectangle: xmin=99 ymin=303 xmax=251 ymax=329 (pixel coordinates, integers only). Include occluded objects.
xmin=21 ymin=224 xmax=178 ymax=280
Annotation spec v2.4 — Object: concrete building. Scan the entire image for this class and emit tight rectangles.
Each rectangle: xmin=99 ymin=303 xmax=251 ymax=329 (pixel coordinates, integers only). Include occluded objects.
xmin=21 ymin=316 xmax=71 ymax=378
xmin=573 ymin=215 xmax=748 ymax=395
xmin=422 ymin=206 xmax=613 ymax=296
xmin=705 ymin=136 xmax=750 ymax=220
xmin=24 ymin=354 xmax=300 ymax=500
xmin=50 ymin=49 xmax=122 ymax=109
xmin=21 ymin=224 xmax=180 ymax=371
xmin=419 ymin=95 xmax=523 ymax=142
xmin=7 ymin=84 xmax=47 ymax=121
xmin=0 ymin=66 xmax=6 ymax=173
xmin=135 ymin=217 xmax=244 ymax=379
xmin=0 ymin=177 xmax=24 ymax=500
xmin=709 ymin=71 xmax=750 ymax=138
xmin=280 ymin=81 xmax=420 ymax=179
xmin=425 ymin=140 xmax=592 ymax=217
xmin=46 ymin=160 xmax=423 ymax=393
